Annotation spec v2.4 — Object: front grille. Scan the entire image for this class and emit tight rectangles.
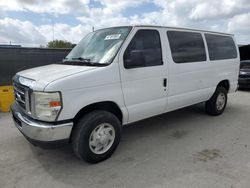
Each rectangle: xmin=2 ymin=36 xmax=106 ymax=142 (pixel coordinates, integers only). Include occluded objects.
xmin=241 ymin=65 xmax=250 ymax=69
xmin=13 ymin=81 xmax=29 ymax=112
xmin=239 ymin=73 xmax=250 ymax=79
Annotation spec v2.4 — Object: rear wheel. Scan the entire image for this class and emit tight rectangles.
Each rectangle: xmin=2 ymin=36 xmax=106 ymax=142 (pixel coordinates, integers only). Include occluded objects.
xmin=71 ymin=110 xmax=122 ymax=163
xmin=205 ymin=87 xmax=228 ymax=116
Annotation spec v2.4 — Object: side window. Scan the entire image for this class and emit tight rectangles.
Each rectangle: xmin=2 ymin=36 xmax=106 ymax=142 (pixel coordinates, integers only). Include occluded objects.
xmin=167 ymin=31 xmax=206 ymax=63
xmin=124 ymin=30 xmax=162 ymax=69
xmin=205 ymin=34 xmax=237 ymax=60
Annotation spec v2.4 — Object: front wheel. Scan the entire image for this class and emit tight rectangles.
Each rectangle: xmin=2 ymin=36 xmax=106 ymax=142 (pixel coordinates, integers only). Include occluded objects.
xmin=71 ymin=110 xmax=122 ymax=163
xmin=205 ymin=87 xmax=228 ymax=116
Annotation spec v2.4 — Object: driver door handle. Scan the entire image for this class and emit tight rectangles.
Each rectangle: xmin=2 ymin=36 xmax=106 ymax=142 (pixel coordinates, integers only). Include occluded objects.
xmin=163 ymin=78 xmax=167 ymax=87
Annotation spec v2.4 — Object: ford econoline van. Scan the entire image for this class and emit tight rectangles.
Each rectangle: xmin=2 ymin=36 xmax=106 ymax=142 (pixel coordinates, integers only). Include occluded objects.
xmin=11 ymin=25 xmax=240 ymax=163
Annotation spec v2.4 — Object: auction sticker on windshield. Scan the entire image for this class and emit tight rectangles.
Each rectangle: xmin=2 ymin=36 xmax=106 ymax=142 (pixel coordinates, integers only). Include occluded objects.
xmin=104 ymin=34 xmax=121 ymax=40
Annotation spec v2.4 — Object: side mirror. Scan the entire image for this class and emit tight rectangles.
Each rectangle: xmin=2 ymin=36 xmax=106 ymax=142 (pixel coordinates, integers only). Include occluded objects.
xmin=124 ymin=50 xmax=145 ymax=69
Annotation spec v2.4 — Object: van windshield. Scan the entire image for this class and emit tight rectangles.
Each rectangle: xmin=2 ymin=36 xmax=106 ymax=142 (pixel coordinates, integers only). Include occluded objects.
xmin=63 ymin=27 xmax=132 ymax=66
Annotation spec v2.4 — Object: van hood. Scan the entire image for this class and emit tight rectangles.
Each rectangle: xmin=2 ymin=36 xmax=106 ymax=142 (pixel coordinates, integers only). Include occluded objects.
xmin=17 ymin=64 xmax=98 ymax=90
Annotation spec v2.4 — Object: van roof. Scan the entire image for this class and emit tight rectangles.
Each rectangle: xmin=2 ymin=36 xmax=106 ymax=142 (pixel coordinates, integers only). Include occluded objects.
xmin=132 ymin=25 xmax=234 ymax=36
xmin=104 ymin=25 xmax=233 ymax=36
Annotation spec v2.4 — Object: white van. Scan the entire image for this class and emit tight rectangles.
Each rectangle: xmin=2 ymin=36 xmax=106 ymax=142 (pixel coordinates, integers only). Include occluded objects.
xmin=11 ymin=25 xmax=240 ymax=163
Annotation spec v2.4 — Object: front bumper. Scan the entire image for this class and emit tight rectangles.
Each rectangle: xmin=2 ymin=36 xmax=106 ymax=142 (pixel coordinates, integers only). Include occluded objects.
xmin=11 ymin=103 xmax=73 ymax=147
xmin=238 ymin=78 xmax=250 ymax=88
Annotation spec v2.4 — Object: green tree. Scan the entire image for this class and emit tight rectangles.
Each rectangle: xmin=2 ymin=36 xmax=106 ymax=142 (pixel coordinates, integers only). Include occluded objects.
xmin=47 ymin=40 xmax=74 ymax=48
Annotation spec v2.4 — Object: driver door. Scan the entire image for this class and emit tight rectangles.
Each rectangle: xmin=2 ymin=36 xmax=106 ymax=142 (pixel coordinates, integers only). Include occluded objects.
xmin=118 ymin=28 xmax=168 ymax=123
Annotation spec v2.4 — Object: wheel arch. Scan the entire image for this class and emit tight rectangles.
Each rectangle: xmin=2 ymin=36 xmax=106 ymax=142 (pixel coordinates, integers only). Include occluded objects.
xmin=217 ymin=80 xmax=230 ymax=92
xmin=73 ymin=101 xmax=123 ymax=124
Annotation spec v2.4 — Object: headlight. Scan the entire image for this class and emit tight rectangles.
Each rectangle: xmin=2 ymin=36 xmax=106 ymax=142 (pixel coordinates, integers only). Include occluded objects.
xmin=31 ymin=91 xmax=62 ymax=122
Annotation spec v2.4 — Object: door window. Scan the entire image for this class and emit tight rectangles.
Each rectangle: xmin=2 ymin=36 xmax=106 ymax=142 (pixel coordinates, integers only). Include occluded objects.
xmin=124 ymin=30 xmax=163 ymax=69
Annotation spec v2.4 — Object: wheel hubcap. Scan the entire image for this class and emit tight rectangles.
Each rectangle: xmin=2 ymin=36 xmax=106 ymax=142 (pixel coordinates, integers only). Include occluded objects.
xmin=89 ymin=123 xmax=115 ymax=155
xmin=216 ymin=93 xmax=226 ymax=111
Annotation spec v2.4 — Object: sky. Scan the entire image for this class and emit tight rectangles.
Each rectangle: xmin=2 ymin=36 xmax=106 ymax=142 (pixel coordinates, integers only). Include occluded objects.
xmin=0 ymin=0 xmax=250 ymax=46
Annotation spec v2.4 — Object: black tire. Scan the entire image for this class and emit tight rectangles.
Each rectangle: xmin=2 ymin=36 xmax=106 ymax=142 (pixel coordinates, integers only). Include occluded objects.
xmin=71 ymin=110 xmax=122 ymax=163
xmin=205 ymin=87 xmax=228 ymax=116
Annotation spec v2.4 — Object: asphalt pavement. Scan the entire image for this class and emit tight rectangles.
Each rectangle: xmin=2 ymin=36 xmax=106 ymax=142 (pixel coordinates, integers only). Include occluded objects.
xmin=1 ymin=90 xmax=250 ymax=188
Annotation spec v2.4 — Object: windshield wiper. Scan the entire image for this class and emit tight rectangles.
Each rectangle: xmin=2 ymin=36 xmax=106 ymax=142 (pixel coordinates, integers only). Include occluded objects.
xmin=72 ymin=57 xmax=91 ymax=62
xmin=61 ymin=57 xmax=109 ymax=66
xmin=60 ymin=60 xmax=108 ymax=67
xmin=82 ymin=62 xmax=108 ymax=67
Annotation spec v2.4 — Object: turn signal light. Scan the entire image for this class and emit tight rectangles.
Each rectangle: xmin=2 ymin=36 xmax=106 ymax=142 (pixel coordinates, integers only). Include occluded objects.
xmin=49 ymin=101 xmax=61 ymax=107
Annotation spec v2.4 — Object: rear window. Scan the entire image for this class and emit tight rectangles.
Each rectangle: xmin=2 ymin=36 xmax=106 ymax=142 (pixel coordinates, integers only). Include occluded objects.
xmin=167 ymin=31 xmax=206 ymax=63
xmin=205 ymin=34 xmax=237 ymax=61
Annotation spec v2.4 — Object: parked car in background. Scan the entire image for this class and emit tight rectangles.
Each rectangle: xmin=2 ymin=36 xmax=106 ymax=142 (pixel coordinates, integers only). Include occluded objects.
xmin=11 ymin=25 xmax=240 ymax=163
xmin=239 ymin=60 xmax=250 ymax=88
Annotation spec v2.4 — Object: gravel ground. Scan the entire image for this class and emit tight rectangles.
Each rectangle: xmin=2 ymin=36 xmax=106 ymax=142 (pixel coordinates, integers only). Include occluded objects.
xmin=0 ymin=90 xmax=250 ymax=188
